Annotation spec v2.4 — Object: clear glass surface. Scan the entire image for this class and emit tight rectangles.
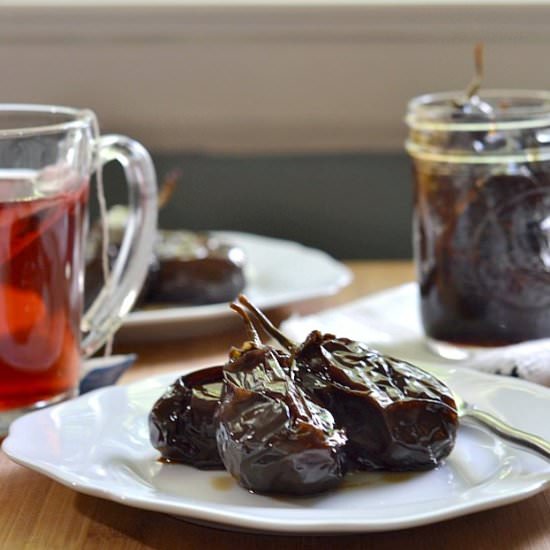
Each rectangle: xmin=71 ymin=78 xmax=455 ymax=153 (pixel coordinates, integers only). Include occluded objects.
xmin=406 ymin=90 xmax=550 ymax=358
xmin=0 ymin=104 xmax=157 ymax=433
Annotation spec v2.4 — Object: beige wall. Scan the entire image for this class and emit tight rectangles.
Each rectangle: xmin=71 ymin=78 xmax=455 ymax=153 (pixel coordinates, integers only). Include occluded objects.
xmin=1 ymin=2 xmax=549 ymax=153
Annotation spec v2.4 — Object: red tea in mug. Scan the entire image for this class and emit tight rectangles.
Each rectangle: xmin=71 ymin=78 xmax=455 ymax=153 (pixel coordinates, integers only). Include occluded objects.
xmin=0 ymin=170 xmax=89 ymax=411
xmin=0 ymin=105 xmax=157 ymax=435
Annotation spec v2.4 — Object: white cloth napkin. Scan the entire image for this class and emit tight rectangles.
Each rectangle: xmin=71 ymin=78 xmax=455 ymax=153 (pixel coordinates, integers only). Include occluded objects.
xmin=280 ymin=284 xmax=550 ymax=387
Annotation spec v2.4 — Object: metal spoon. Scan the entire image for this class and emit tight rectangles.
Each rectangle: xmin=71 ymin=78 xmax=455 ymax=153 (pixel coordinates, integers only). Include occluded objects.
xmin=454 ymin=393 xmax=550 ymax=461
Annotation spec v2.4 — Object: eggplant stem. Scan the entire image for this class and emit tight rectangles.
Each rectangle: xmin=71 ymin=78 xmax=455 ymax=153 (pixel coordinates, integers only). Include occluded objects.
xmin=464 ymin=42 xmax=484 ymax=100
xmin=157 ymin=169 xmax=181 ymax=210
xmin=237 ymin=295 xmax=297 ymax=351
xmin=230 ymin=303 xmax=262 ymax=346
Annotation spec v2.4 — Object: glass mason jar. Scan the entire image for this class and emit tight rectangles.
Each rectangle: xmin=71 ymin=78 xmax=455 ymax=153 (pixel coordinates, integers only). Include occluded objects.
xmin=406 ymin=90 xmax=550 ymax=359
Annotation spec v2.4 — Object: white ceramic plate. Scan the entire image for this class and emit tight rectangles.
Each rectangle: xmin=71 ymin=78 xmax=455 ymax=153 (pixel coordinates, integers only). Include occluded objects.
xmin=3 ymin=366 xmax=550 ymax=534
xmin=123 ymin=231 xmax=352 ymax=327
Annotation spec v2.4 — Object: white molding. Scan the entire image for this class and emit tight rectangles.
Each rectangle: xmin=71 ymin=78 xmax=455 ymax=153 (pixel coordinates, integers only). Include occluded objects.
xmin=2 ymin=3 xmax=550 ymax=152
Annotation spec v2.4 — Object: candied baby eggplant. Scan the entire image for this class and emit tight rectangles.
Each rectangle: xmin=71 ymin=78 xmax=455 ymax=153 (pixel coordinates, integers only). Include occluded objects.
xmin=148 ymin=231 xmax=246 ymax=305
xmin=85 ymin=209 xmax=246 ymax=308
xmin=148 ymin=296 xmax=459 ymax=496
xmin=216 ymin=305 xmax=347 ymax=495
xmin=149 ymin=366 xmax=225 ymax=469
xmin=236 ymin=296 xmax=458 ymax=472
xmin=293 ymin=332 xmax=458 ymax=471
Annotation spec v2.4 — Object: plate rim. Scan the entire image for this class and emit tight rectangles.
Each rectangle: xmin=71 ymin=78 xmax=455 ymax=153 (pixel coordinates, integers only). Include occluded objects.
xmin=3 ymin=366 xmax=550 ymax=534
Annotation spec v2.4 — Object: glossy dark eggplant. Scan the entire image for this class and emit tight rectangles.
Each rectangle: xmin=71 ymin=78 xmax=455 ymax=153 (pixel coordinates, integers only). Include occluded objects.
xmin=216 ymin=305 xmax=347 ymax=495
xmin=148 ymin=231 xmax=246 ymax=305
xmin=148 ymin=365 xmax=225 ymax=469
xmin=236 ymin=296 xmax=459 ymax=472
xmin=293 ymin=332 xmax=458 ymax=471
xmin=85 ymin=207 xmax=246 ymax=307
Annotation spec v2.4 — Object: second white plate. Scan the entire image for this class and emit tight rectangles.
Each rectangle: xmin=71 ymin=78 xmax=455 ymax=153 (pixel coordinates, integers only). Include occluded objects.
xmin=123 ymin=231 xmax=352 ymax=328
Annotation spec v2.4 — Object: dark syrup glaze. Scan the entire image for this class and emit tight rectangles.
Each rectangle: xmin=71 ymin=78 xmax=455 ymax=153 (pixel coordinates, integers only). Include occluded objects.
xmin=414 ymin=164 xmax=550 ymax=346
xmin=413 ymin=86 xmax=550 ymax=347
xmin=148 ymin=365 xmax=225 ymax=469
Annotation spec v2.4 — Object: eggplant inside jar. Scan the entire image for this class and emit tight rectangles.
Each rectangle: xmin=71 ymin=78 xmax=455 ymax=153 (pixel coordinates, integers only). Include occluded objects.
xmin=406 ymin=90 xmax=550 ymax=359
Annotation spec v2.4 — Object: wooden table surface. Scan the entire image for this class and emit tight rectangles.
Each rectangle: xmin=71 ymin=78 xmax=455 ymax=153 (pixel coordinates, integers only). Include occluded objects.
xmin=1 ymin=261 xmax=549 ymax=550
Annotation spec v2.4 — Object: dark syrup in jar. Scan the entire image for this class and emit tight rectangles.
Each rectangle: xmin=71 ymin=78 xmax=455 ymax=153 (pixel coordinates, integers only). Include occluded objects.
xmin=413 ymin=161 xmax=550 ymax=347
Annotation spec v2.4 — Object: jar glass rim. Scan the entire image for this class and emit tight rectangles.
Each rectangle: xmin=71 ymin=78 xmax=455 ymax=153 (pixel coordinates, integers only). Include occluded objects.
xmin=0 ymin=104 xmax=94 ymax=138
xmin=406 ymin=89 xmax=550 ymax=132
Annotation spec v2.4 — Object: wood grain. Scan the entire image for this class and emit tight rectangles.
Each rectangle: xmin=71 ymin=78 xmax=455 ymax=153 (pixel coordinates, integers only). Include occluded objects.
xmin=1 ymin=261 xmax=549 ymax=550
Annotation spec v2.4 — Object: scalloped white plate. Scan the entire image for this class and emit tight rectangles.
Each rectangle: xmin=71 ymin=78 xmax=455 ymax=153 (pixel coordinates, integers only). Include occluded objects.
xmin=123 ymin=231 xmax=352 ymax=327
xmin=3 ymin=365 xmax=550 ymax=534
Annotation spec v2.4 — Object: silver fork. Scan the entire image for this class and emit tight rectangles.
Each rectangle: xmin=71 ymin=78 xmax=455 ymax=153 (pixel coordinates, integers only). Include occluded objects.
xmin=454 ymin=393 xmax=550 ymax=461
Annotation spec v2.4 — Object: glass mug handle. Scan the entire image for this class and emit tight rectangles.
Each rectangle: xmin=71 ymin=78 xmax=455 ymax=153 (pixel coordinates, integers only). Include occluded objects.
xmin=81 ymin=135 xmax=157 ymax=357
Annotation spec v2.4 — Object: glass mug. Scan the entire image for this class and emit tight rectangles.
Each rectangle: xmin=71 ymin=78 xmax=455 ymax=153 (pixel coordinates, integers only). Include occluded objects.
xmin=406 ymin=90 xmax=550 ymax=359
xmin=0 ymin=104 xmax=157 ymax=433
